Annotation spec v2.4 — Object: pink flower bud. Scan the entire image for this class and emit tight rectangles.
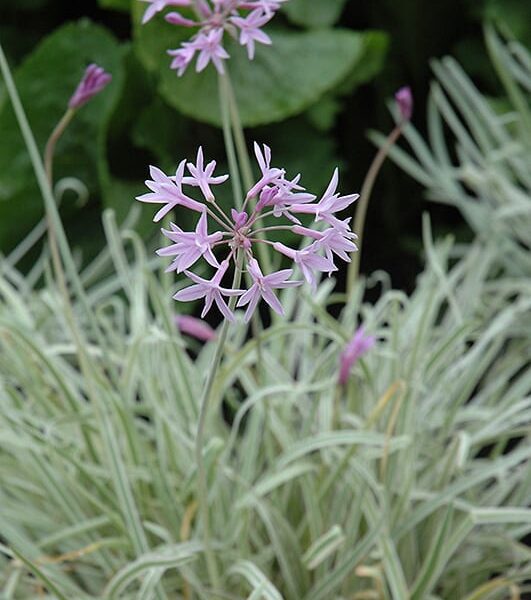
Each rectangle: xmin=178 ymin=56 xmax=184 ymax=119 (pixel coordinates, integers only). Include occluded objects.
xmin=338 ymin=327 xmax=375 ymax=386
xmin=231 ymin=209 xmax=248 ymax=229
xmin=68 ymin=64 xmax=112 ymax=110
xmin=175 ymin=315 xmax=216 ymax=341
xmin=395 ymin=86 xmax=413 ymax=122
xmin=165 ymin=11 xmax=196 ymax=27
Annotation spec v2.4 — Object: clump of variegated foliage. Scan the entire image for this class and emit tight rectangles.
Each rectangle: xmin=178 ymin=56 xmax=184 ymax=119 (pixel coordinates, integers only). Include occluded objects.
xmin=1 ymin=27 xmax=530 ymax=600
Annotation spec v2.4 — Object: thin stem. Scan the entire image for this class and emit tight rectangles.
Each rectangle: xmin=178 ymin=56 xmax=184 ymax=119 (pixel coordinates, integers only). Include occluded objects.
xmin=209 ymin=198 xmax=234 ymax=227
xmin=218 ymin=72 xmax=243 ymax=210
xmin=251 ymin=225 xmax=293 ymax=235
xmin=249 ymin=238 xmax=276 ymax=246
xmin=246 ymin=209 xmax=277 ymax=228
xmin=224 ymin=73 xmax=254 ymax=193
xmin=346 ymin=125 xmax=403 ymax=298
xmin=0 ymin=43 xmax=114 ymax=373
xmin=223 ymin=70 xmax=272 ymax=274
xmin=44 ymin=108 xmax=75 ymax=183
xmin=206 ymin=206 xmax=233 ymax=232
xmin=195 ymin=252 xmax=244 ymax=593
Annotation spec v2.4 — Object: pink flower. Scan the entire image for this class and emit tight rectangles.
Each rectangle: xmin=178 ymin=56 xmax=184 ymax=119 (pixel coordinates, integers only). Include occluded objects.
xmin=136 ymin=161 xmax=205 ymax=222
xmin=273 ymin=242 xmax=336 ymax=291
xmin=168 ymin=44 xmax=197 ymax=76
xmin=231 ymin=209 xmax=248 ymax=229
xmin=141 ymin=0 xmax=284 ymax=75
xmin=140 ymin=0 xmax=191 ymax=24
xmin=230 ymin=9 xmax=272 ymax=59
xmin=395 ymin=86 xmax=413 ymax=122
xmin=239 ymin=0 xmax=286 ymax=16
xmin=175 ymin=315 xmax=217 ymax=341
xmin=247 ymin=143 xmax=285 ymax=199
xmin=157 ymin=212 xmax=223 ymax=272
xmin=68 ymin=64 xmax=112 ymax=109
xmin=183 ymin=147 xmax=229 ymax=201
xmin=138 ymin=143 xmax=359 ymax=321
xmin=237 ymin=259 xmax=301 ymax=321
xmin=292 ymin=225 xmax=358 ymax=263
xmin=290 ymin=168 xmax=359 ymax=227
xmin=165 ymin=11 xmax=197 ymax=26
xmin=338 ymin=327 xmax=375 ymax=385
xmin=192 ymin=29 xmax=230 ymax=74
xmin=174 ymin=261 xmax=243 ymax=321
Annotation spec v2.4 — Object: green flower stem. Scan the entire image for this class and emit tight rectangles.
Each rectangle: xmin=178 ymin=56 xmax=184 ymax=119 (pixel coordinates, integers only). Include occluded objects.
xmin=346 ymin=124 xmax=403 ymax=299
xmin=44 ymin=108 xmax=75 ymax=183
xmin=195 ymin=252 xmax=244 ymax=593
xmin=219 ymin=71 xmax=265 ymax=384
xmin=218 ymin=72 xmax=243 ymax=210
xmin=0 ymin=43 xmax=113 ymax=371
xmin=224 ymin=74 xmax=254 ymax=194
xmin=224 ymin=71 xmax=273 ymax=275
xmin=0 ymin=44 xmax=104 ymax=460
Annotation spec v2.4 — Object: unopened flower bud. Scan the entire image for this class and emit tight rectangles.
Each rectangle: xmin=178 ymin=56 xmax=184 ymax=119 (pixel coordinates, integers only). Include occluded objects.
xmin=394 ymin=86 xmax=413 ymax=122
xmin=68 ymin=64 xmax=112 ymax=110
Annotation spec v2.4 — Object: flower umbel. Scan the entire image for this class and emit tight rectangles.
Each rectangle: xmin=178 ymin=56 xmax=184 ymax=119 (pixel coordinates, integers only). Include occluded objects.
xmin=139 ymin=0 xmax=286 ymax=75
xmin=138 ymin=143 xmax=359 ymax=321
xmin=68 ymin=64 xmax=112 ymax=109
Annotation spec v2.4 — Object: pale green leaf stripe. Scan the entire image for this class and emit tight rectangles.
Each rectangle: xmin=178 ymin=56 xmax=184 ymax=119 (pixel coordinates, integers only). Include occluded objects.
xmin=277 ymin=431 xmax=410 ymax=467
xmin=410 ymin=507 xmax=453 ymax=600
xmin=471 ymin=508 xmax=531 ymax=524
xmin=237 ymin=463 xmax=315 ymax=508
xmin=304 ymin=523 xmax=383 ymax=600
xmin=103 ymin=542 xmax=201 ymax=598
xmin=8 ymin=547 xmax=70 ymax=600
xmin=229 ymin=560 xmax=284 ymax=600
xmin=302 ymin=525 xmax=345 ymax=570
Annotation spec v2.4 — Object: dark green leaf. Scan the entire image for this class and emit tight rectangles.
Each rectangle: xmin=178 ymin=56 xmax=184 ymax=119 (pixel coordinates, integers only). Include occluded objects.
xmin=283 ymin=0 xmax=348 ymax=29
xmin=98 ymin=0 xmax=132 ymax=12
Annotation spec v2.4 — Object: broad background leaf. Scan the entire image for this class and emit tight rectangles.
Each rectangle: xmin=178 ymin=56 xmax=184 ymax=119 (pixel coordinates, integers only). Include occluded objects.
xmin=283 ymin=0 xmax=349 ymax=28
xmin=132 ymin=4 xmax=388 ymax=127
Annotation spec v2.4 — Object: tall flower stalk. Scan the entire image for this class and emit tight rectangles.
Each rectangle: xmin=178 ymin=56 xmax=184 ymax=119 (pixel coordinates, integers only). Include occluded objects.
xmin=346 ymin=86 xmax=413 ymax=296
xmin=137 ymin=142 xmax=359 ymax=588
xmin=136 ymin=0 xmax=360 ymax=589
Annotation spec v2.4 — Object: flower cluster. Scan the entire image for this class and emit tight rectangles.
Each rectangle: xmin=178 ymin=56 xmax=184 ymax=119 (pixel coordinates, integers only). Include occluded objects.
xmin=139 ymin=0 xmax=286 ymax=75
xmin=137 ymin=143 xmax=359 ymax=321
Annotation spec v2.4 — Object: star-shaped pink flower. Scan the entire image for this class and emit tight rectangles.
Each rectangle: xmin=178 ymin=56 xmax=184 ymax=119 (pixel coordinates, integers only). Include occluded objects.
xmin=173 ymin=260 xmax=243 ymax=321
xmin=290 ymin=168 xmax=359 ymax=227
xmin=237 ymin=258 xmax=300 ymax=321
xmin=273 ymin=242 xmax=336 ymax=291
xmin=136 ymin=160 xmax=205 ymax=222
xmin=246 ymin=143 xmax=285 ymax=200
xmin=292 ymin=224 xmax=358 ymax=263
xmin=191 ymin=29 xmax=230 ymax=74
xmin=157 ymin=212 xmax=223 ymax=273
xmin=231 ymin=9 xmax=272 ymax=60
xmin=183 ymin=146 xmax=229 ymax=202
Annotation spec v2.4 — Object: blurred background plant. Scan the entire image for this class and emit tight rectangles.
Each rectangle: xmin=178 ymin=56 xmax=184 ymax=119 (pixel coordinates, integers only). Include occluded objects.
xmin=0 ymin=8 xmax=530 ymax=597
xmin=1 ymin=0 xmax=529 ymax=291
